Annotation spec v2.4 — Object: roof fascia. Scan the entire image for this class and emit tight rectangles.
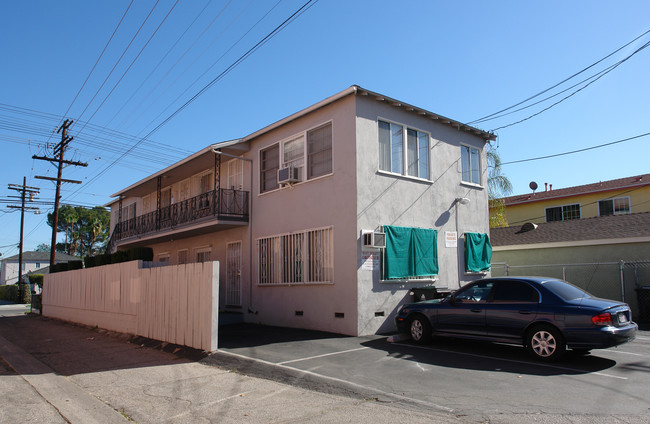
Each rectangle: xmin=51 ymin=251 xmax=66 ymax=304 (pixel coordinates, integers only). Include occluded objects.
xmin=493 ymin=236 xmax=650 ymax=251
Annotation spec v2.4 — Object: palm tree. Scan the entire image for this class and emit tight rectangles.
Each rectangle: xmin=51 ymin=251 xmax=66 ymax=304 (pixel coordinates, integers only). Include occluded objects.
xmin=487 ymin=144 xmax=513 ymax=227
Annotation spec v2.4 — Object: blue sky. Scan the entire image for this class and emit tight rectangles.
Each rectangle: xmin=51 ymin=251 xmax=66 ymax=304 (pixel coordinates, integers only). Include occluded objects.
xmin=1 ymin=0 xmax=649 ymax=257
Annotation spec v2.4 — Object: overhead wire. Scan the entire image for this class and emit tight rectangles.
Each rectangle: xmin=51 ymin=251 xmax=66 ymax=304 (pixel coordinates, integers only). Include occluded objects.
xmin=469 ymin=27 xmax=650 ymax=125
xmin=75 ymin=0 xmax=180 ymax=136
xmin=490 ymin=39 xmax=650 ymax=131
xmin=66 ymin=0 xmax=320 ymax=201
xmin=500 ymin=132 xmax=650 ymax=166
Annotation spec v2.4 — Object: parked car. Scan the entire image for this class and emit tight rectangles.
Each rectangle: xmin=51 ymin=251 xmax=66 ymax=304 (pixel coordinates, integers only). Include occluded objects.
xmin=395 ymin=277 xmax=638 ymax=361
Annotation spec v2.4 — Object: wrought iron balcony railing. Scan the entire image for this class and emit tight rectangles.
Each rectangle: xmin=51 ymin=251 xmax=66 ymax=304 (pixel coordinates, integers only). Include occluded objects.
xmin=110 ymin=189 xmax=248 ymax=248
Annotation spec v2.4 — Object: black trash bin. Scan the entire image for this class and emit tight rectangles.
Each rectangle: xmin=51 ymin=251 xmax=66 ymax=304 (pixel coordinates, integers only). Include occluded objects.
xmin=636 ymin=286 xmax=650 ymax=323
xmin=410 ymin=286 xmax=439 ymax=302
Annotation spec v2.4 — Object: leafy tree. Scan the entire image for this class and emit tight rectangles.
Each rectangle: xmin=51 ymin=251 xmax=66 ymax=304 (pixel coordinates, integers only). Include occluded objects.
xmin=35 ymin=243 xmax=50 ymax=252
xmin=487 ymin=145 xmax=513 ymax=228
xmin=47 ymin=206 xmax=110 ymax=257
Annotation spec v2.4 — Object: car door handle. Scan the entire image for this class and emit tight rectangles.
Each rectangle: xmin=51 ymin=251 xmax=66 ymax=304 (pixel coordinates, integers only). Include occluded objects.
xmin=518 ymin=310 xmax=532 ymax=315
xmin=470 ymin=309 xmax=482 ymax=313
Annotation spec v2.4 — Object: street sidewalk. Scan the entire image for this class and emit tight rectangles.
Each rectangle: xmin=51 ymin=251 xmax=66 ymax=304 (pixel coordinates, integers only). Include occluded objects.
xmin=0 ymin=312 xmax=458 ymax=423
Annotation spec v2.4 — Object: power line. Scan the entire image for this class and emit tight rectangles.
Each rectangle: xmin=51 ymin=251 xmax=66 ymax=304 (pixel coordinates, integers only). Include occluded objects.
xmin=469 ymin=27 xmax=650 ymax=125
xmin=501 ymin=132 xmax=650 ymax=166
xmin=491 ymin=39 xmax=650 ymax=131
xmin=66 ymin=0 xmax=320 ymax=201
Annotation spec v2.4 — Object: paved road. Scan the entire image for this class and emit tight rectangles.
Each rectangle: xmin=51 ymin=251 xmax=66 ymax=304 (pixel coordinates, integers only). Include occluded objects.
xmin=2 ymin=302 xmax=648 ymax=423
xmin=214 ymin=323 xmax=650 ymax=421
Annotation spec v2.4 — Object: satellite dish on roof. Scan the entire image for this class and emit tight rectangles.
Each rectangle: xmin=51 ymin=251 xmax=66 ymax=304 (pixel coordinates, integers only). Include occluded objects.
xmin=529 ymin=181 xmax=538 ymax=193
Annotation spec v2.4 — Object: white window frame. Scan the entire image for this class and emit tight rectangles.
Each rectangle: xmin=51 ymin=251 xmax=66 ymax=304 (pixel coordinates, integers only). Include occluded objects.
xmin=378 ymin=119 xmax=431 ymax=181
xmin=260 ymin=143 xmax=280 ymax=193
xmin=598 ymin=196 xmax=631 ymax=216
xmin=460 ymin=144 xmax=481 ymax=186
xmin=257 ymin=226 xmax=333 ymax=286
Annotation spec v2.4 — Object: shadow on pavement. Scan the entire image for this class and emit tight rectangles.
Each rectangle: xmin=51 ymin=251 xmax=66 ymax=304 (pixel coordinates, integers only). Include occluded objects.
xmin=361 ymin=336 xmax=618 ymax=377
xmin=0 ymin=314 xmax=205 ymax=377
xmin=218 ymin=323 xmax=348 ymax=349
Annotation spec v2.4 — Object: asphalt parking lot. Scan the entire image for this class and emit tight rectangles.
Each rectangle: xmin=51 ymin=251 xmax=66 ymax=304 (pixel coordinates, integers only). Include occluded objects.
xmin=214 ymin=323 xmax=650 ymax=419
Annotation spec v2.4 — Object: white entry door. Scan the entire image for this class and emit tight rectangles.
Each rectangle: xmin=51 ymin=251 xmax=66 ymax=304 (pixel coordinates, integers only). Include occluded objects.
xmin=226 ymin=241 xmax=242 ymax=306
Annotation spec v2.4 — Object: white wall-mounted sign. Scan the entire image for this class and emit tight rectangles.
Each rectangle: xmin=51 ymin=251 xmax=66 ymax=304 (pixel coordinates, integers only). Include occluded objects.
xmin=362 ymin=253 xmax=379 ymax=271
xmin=445 ymin=231 xmax=458 ymax=248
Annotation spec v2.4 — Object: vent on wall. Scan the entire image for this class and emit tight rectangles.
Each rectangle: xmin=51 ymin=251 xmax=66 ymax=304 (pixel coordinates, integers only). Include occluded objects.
xmin=362 ymin=230 xmax=386 ymax=249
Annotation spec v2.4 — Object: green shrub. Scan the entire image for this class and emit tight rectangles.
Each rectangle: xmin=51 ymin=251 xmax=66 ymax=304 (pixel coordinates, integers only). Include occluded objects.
xmin=19 ymin=283 xmax=31 ymax=304
xmin=111 ymin=250 xmax=130 ymax=264
xmin=128 ymin=247 xmax=153 ymax=262
xmin=28 ymin=274 xmax=44 ymax=290
xmin=68 ymin=260 xmax=83 ymax=270
xmin=84 ymin=255 xmax=96 ymax=269
xmin=0 ymin=284 xmax=19 ymax=302
xmin=53 ymin=262 xmax=71 ymax=273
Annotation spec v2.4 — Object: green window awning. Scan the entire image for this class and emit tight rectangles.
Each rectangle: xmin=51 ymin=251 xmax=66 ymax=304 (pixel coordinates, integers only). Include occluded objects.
xmin=465 ymin=232 xmax=492 ymax=272
xmin=384 ymin=225 xmax=438 ymax=279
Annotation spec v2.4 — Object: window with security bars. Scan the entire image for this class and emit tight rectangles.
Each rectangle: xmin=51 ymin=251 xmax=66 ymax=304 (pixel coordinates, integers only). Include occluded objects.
xmin=545 ymin=203 xmax=581 ymax=222
xmin=177 ymin=249 xmax=188 ymax=265
xmin=598 ymin=197 xmax=630 ymax=216
xmin=195 ymin=248 xmax=211 ymax=263
xmin=258 ymin=227 xmax=333 ymax=285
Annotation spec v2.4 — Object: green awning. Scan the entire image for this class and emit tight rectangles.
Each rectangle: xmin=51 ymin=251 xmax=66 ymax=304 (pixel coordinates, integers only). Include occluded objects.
xmin=384 ymin=225 xmax=438 ymax=279
xmin=465 ymin=232 xmax=492 ymax=272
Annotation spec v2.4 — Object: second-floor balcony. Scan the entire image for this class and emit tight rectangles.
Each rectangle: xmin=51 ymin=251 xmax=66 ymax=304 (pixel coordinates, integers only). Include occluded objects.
xmin=112 ymin=188 xmax=248 ymax=248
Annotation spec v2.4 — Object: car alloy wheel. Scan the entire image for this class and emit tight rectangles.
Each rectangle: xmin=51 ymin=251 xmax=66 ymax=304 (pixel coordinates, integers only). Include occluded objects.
xmin=409 ymin=316 xmax=431 ymax=344
xmin=527 ymin=325 xmax=565 ymax=361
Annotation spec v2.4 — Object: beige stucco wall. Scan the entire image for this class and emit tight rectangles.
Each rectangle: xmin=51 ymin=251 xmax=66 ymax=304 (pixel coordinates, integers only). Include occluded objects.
xmin=245 ymin=95 xmax=359 ymax=336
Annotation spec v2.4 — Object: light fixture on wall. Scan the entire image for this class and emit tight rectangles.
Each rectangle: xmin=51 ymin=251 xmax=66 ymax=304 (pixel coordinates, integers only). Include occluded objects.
xmin=455 ymin=197 xmax=470 ymax=205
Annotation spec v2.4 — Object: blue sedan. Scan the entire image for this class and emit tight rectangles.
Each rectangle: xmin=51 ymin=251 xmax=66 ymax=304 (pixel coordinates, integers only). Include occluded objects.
xmin=395 ymin=277 xmax=638 ymax=361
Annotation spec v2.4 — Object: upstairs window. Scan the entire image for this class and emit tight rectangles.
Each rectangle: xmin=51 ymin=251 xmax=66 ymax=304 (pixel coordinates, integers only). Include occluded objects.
xmin=546 ymin=204 xmax=581 ymax=222
xmin=307 ymin=123 xmax=332 ymax=179
xmin=598 ymin=197 xmax=630 ymax=216
xmin=259 ymin=122 xmax=333 ymax=193
xmin=378 ymin=120 xmax=430 ymax=179
xmin=260 ymin=145 xmax=280 ymax=193
xmin=461 ymin=145 xmax=481 ymax=185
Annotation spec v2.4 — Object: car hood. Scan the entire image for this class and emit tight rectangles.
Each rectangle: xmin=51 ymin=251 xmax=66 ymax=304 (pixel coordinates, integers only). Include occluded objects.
xmin=572 ymin=297 xmax=626 ymax=311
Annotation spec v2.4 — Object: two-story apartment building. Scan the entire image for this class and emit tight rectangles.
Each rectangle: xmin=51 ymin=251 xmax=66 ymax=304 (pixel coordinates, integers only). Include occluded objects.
xmin=106 ymin=86 xmax=495 ymax=336
xmin=495 ymin=174 xmax=650 ymax=227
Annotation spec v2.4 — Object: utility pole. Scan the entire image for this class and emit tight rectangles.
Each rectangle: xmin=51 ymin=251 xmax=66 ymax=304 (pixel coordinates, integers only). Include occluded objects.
xmin=7 ymin=177 xmax=40 ymax=298
xmin=33 ymin=119 xmax=87 ymax=268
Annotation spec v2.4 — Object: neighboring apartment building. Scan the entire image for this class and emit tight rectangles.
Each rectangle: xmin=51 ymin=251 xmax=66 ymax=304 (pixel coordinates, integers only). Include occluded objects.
xmin=0 ymin=251 xmax=78 ymax=285
xmin=106 ymin=86 xmax=495 ymax=336
xmin=495 ymin=174 xmax=650 ymax=226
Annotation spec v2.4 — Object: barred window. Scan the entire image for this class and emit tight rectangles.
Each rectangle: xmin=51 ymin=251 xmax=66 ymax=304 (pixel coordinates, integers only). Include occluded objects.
xmin=258 ymin=227 xmax=333 ymax=285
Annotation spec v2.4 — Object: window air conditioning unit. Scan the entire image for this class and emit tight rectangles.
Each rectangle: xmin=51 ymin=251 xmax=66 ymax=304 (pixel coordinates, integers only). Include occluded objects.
xmin=278 ymin=167 xmax=301 ymax=184
xmin=362 ymin=230 xmax=386 ymax=249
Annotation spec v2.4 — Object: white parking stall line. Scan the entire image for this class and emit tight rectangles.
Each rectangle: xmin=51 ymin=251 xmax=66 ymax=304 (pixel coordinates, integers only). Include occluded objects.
xmin=605 ymin=349 xmax=647 ymax=357
xmin=276 ymin=347 xmax=369 ymax=365
xmin=217 ymin=349 xmax=455 ymax=413
xmin=633 ymin=336 xmax=650 ymax=341
xmin=393 ymin=343 xmax=629 ymax=380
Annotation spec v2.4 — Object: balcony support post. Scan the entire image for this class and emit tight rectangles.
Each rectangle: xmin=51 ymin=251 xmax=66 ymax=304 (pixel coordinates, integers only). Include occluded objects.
xmin=156 ymin=176 xmax=161 ymax=230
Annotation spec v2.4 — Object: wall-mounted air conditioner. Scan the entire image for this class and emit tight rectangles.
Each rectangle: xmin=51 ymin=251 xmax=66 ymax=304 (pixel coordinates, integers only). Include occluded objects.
xmin=278 ymin=167 xmax=301 ymax=184
xmin=362 ymin=230 xmax=386 ymax=249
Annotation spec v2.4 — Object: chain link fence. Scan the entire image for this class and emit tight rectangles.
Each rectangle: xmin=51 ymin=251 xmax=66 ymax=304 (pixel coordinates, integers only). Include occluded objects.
xmin=491 ymin=260 xmax=650 ymax=322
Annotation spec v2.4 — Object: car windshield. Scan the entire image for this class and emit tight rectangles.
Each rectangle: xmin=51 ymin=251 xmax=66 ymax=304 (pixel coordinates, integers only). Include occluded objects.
xmin=543 ymin=280 xmax=592 ymax=301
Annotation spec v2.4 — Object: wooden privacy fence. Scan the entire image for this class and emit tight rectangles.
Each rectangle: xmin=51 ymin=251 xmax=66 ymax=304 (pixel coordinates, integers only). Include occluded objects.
xmin=42 ymin=260 xmax=219 ymax=351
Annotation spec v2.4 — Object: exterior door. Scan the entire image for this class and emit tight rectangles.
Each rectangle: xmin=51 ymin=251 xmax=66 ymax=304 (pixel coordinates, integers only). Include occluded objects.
xmin=226 ymin=241 xmax=242 ymax=306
